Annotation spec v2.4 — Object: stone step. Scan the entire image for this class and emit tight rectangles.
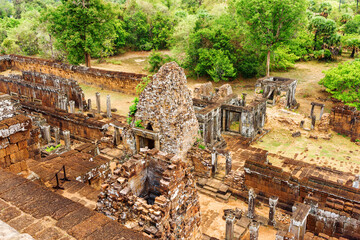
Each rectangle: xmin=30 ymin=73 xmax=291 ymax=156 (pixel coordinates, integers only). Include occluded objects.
xmin=216 ymin=192 xmax=231 ymax=201
xmin=203 ymin=185 xmax=218 ymax=193
xmin=198 ymin=188 xmax=217 ymax=198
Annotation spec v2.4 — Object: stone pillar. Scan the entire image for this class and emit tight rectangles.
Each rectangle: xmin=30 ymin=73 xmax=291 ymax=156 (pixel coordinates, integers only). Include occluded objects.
xmin=106 ymin=95 xmax=112 ymax=118
xmin=248 ymin=188 xmax=257 ymax=219
xmin=88 ymin=99 xmax=92 ymax=111
xmin=225 ymin=215 xmax=235 ymax=240
xmin=319 ymin=106 xmax=324 ymax=120
xmin=300 ymin=120 xmax=305 ymax=129
xmin=63 ymin=130 xmax=71 ymax=151
xmin=311 ymin=115 xmax=316 ymax=130
xmin=352 ymin=175 xmax=360 ymax=188
xmin=249 ymin=222 xmax=260 ymax=240
xmin=96 ymin=92 xmax=101 ymax=114
xmin=225 ymin=154 xmax=232 ymax=175
xmin=211 ymin=151 xmax=217 ymax=177
xmin=54 ymin=127 xmax=60 ymax=145
xmin=310 ymin=104 xmax=315 ymax=117
xmin=268 ymin=196 xmax=279 ymax=226
xmin=242 ymin=93 xmax=247 ymax=107
xmin=43 ymin=125 xmax=51 ymax=144
xmin=69 ymin=100 xmax=75 ymax=114
xmin=62 ymin=97 xmax=68 ymax=112
xmin=113 ymin=127 xmax=121 ymax=146
xmin=79 ymin=93 xmax=84 ymax=112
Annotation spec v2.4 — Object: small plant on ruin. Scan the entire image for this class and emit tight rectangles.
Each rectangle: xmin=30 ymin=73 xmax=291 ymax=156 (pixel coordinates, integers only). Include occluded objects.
xmin=126 ymin=116 xmax=133 ymax=125
xmin=136 ymin=76 xmax=152 ymax=95
xmin=198 ymin=144 xmax=206 ymax=150
xmin=129 ymin=98 xmax=139 ymax=116
xmin=135 ymin=120 xmax=144 ymax=129
xmin=356 ymin=139 xmax=360 ymax=142
xmin=45 ymin=144 xmax=61 ymax=152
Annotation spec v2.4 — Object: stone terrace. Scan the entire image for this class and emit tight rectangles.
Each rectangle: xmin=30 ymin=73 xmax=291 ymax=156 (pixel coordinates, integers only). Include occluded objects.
xmin=0 ymin=168 xmax=151 ymax=240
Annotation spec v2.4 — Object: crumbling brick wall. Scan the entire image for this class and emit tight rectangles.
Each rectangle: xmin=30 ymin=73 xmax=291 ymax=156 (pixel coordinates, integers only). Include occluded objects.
xmin=0 ymin=115 xmax=32 ymax=169
xmin=0 ymin=54 xmax=148 ymax=94
xmin=330 ymin=104 xmax=360 ymax=142
xmin=21 ymin=101 xmax=108 ymax=140
xmin=244 ymin=151 xmax=360 ymax=238
xmin=186 ymin=146 xmax=212 ymax=178
xmin=97 ymin=149 xmax=202 ymax=240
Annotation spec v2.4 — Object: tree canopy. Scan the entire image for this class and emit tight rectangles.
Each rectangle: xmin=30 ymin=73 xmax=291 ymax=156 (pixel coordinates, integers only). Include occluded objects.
xmin=236 ymin=0 xmax=307 ymax=76
xmin=45 ymin=0 xmax=119 ymax=67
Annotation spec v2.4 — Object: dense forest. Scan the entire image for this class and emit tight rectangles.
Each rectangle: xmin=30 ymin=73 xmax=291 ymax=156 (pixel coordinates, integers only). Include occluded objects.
xmin=0 ymin=0 xmax=360 ymax=108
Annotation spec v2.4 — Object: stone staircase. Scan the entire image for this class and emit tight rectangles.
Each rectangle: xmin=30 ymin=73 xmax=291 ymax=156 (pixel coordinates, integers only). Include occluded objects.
xmin=197 ymin=178 xmax=231 ymax=202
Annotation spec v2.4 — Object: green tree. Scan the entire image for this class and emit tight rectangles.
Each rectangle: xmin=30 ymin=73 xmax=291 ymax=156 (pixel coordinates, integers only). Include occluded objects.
xmin=319 ymin=60 xmax=360 ymax=109
xmin=309 ymin=16 xmax=337 ymax=50
xmin=344 ymin=15 xmax=360 ymax=34
xmin=0 ymin=0 xmax=14 ymax=18
xmin=45 ymin=0 xmax=118 ymax=67
xmin=342 ymin=34 xmax=360 ymax=58
xmin=237 ymin=0 xmax=307 ymax=77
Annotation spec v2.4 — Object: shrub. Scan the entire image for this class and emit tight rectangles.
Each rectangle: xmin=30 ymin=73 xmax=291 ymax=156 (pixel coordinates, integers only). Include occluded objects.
xmin=271 ymin=46 xmax=299 ymax=71
xmin=319 ymin=59 xmax=360 ymax=109
xmin=129 ymin=97 xmax=139 ymax=116
xmin=136 ymin=76 xmax=152 ymax=95
xmin=135 ymin=120 xmax=144 ymax=128
xmin=198 ymin=144 xmax=206 ymax=149
xmin=147 ymin=50 xmax=173 ymax=72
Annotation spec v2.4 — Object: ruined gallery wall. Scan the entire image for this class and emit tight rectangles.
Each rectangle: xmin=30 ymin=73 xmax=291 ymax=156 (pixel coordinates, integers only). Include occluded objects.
xmin=21 ymin=101 xmax=108 ymax=141
xmin=0 ymin=115 xmax=33 ymax=169
xmin=244 ymin=154 xmax=360 ymax=238
xmin=0 ymin=75 xmax=63 ymax=108
xmin=0 ymin=55 xmax=147 ymax=94
xmin=240 ymin=98 xmax=267 ymax=138
xmin=22 ymin=71 xmax=85 ymax=107
xmin=330 ymin=104 xmax=360 ymax=142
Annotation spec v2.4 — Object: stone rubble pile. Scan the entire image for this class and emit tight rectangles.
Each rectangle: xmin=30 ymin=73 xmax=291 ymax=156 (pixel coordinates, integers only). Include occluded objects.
xmin=97 ymin=149 xmax=202 ymax=239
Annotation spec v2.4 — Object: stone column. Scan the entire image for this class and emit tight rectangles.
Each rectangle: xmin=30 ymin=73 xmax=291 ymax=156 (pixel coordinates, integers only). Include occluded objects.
xmin=113 ymin=127 xmax=121 ymax=146
xmin=319 ymin=106 xmax=324 ymax=120
xmin=54 ymin=127 xmax=60 ymax=145
xmin=211 ymin=151 xmax=217 ymax=177
xmin=69 ymin=100 xmax=75 ymax=114
xmin=242 ymin=93 xmax=247 ymax=107
xmin=311 ymin=115 xmax=316 ymax=130
xmin=225 ymin=154 xmax=232 ymax=175
xmin=249 ymin=222 xmax=260 ymax=240
xmin=79 ymin=93 xmax=84 ymax=112
xmin=268 ymin=196 xmax=279 ymax=226
xmin=88 ymin=99 xmax=92 ymax=111
xmin=225 ymin=215 xmax=235 ymax=240
xmin=62 ymin=97 xmax=68 ymax=112
xmin=106 ymin=95 xmax=112 ymax=118
xmin=352 ymin=175 xmax=360 ymax=189
xmin=43 ymin=125 xmax=51 ymax=144
xmin=63 ymin=130 xmax=71 ymax=151
xmin=96 ymin=92 xmax=101 ymax=114
xmin=247 ymin=188 xmax=257 ymax=219
xmin=300 ymin=120 xmax=305 ymax=129
xmin=310 ymin=104 xmax=315 ymax=117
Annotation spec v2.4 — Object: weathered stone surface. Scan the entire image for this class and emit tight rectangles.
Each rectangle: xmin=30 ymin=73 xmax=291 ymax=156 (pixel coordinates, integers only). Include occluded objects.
xmin=135 ymin=62 xmax=199 ymax=156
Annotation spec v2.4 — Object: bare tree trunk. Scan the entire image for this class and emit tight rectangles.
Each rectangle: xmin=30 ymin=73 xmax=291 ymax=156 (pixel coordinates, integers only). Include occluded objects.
xmin=266 ymin=50 xmax=271 ymax=77
xmin=351 ymin=47 xmax=356 ymax=58
xmin=357 ymin=0 xmax=359 ymax=13
xmin=85 ymin=53 xmax=91 ymax=68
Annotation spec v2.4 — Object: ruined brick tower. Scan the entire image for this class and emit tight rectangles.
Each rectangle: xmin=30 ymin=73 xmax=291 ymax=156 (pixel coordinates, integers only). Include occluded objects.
xmin=134 ymin=61 xmax=199 ymax=157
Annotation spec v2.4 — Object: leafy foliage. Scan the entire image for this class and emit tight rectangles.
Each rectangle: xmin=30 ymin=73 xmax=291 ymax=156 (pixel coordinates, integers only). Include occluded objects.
xmin=136 ymin=76 xmax=152 ymax=95
xmin=319 ymin=60 xmax=360 ymax=109
xmin=44 ymin=0 xmax=118 ymax=66
xmin=237 ymin=0 xmax=307 ymax=76
xmin=147 ymin=51 xmax=173 ymax=72
xmin=135 ymin=120 xmax=144 ymax=128
xmin=129 ymin=97 xmax=139 ymax=116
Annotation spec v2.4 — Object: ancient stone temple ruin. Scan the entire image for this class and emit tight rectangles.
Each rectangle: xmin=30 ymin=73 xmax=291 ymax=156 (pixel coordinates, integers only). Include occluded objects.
xmin=1 ymin=53 xmax=360 ymax=240
xmin=132 ymin=62 xmax=199 ymax=156
xmin=192 ymin=82 xmax=267 ymax=146
xmin=256 ymin=76 xmax=298 ymax=108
